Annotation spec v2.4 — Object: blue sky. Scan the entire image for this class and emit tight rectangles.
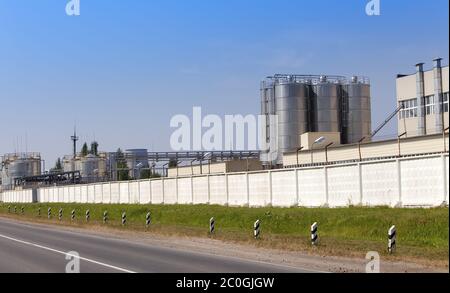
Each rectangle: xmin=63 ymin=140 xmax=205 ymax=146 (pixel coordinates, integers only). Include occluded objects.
xmin=0 ymin=0 xmax=448 ymax=166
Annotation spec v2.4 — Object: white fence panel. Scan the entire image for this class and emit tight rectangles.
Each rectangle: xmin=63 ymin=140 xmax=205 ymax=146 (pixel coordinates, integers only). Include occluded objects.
xmin=248 ymin=173 xmax=270 ymax=207
xmin=163 ymin=179 xmax=177 ymax=204
xmin=139 ymin=181 xmax=151 ymax=204
xmin=129 ymin=181 xmax=140 ymax=204
xmin=192 ymin=176 xmax=209 ymax=204
xmin=151 ymin=180 xmax=164 ymax=204
xmin=227 ymin=174 xmax=248 ymax=206
xmin=102 ymin=183 xmax=111 ymax=204
xmin=361 ymin=161 xmax=399 ymax=207
xmin=401 ymin=157 xmax=444 ymax=206
xmin=119 ymin=182 xmax=130 ymax=204
xmin=94 ymin=184 xmax=103 ymax=203
xmin=298 ymin=168 xmax=327 ymax=207
xmin=110 ymin=183 xmax=120 ymax=204
xmin=80 ymin=185 xmax=88 ymax=203
xmin=271 ymin=170 xmax=297 ymax=207
xmin=327 ymin=165 xmax=360 ymax=207
xmin=177 ymin=177 xmax=193 ymax=204
xmin=209 ymin=175 xmax=227 ymax=205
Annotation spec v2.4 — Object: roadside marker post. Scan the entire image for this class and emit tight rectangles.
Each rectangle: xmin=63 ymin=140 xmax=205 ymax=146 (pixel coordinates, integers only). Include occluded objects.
xmin=71 ymin=210 xmax=76 ymax=221
xmin=21 ymin=206 xmax=24 ymax=215
xmin=145 ymin=212 xmax=151 ymax=228
xmin=209 ymin=217 xmax=215 ymax=235
xmin=85 ymin=210 xmax=90 ymax=222
xmin=7 ymin=206 xmax=11 ymax=213
xmin=14 ymin=206 xmax=17 ymax=214
xmin=254 ymin=220 xmax=261 ymax=239
xmin=38 ymin=207 xmax=41 ymax=217
xmin=121 ymin=212 xmax=127 ymax=226
xmin=388 ymin=225 xmax=397 ymax=254
xmin=311 ymin=222 xmax=319 ymax=246
xmin=48 ymin=208 xmax=52 ymax=219
xmin=58 ymin=208 xmax=63 ymax=221
xmin=103 ymin=211 xmax=108 ymax=224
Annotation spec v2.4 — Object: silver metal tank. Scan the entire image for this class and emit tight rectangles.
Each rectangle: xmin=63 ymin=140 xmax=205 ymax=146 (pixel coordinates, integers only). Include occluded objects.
xmin=343 ymin=77 xmax=372 ymax=143
xmin=312 ymin=77 xmax=342 ymax=133
xmin=274 ymin=78 xmax=309 ymax=156
xmin=0 ymin=153 xmax=42 ymax=188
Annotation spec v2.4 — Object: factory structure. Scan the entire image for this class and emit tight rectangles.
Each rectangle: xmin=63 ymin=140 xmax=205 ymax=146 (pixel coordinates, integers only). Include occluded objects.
xmin=0 ymin=58 xmax=448 ymax=191
xmin=260 ymin=74 xmax=371 ymax=167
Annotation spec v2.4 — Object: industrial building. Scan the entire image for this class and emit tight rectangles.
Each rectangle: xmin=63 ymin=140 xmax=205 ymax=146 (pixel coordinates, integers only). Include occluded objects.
xmin=0 ymin=153 xmax=42 ymax=191
xmin=260 ymin=74 xmax=372 ymax=167
xmin=397 ymin=58 xmax=449 ymax=137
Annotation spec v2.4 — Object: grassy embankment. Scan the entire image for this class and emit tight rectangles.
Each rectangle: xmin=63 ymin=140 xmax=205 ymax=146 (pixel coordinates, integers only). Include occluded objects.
xmin=0 ymin=203 xmax=448 ymax=266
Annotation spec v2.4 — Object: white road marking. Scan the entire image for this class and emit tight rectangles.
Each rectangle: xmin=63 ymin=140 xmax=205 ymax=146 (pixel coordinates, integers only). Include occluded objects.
xmin=0 ymin=233 xmax=136 ymax=273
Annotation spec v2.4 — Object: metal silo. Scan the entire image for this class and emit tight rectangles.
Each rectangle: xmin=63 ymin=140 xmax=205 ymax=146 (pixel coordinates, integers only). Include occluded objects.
xmin=274 ymin=77 xmax=309 ymax=156
xmin=343 ymin=76 xmax=372 ymax=143
xmin=311 ymin=76 xmax=343 ymax=133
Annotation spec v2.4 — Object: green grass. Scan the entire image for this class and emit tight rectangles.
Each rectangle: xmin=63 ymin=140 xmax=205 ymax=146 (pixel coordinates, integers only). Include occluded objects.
xmin=0 ymin=203 xmax=448 ymax=265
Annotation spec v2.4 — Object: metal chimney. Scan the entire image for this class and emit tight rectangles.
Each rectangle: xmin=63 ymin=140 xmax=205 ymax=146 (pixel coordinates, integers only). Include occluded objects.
xmin=416 ymin=63 xmax=426 ymax=136
xmin=433 ymin=58 xmax=444 ymax=133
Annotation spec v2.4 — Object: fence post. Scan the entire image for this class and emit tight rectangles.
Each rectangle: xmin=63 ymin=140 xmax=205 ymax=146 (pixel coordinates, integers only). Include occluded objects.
xmin=442 ymin=154 xmax=448 ymax=205
xmin=396 ymin=159 xmax=403 ymax=207
xmin=103 ymin=211 xmax=108 ymax=224
xmin=254 ymin=220 xmax=261 ymax=239
xmin=209 ymin=217 xmax=215 ymax=235
xmin=311 ymin=222 xmax=318 ymax=246
xmin=358 ymin=163 xmax=364 ymax=205
xmin=122 ymin=212 xmax=127 ymax=226
xmin=146 ymin=212 xmax=151 ymax=228
xmin=388 ymin=225 xmax=397 ymax=254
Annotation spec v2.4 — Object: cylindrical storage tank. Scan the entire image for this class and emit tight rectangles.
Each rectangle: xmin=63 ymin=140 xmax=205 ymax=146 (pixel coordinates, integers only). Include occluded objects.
xmin=275 ymin=80 xmax=309 ymax=156
xmin=312 ymin=78 xmax=341 ymax=133
xmin=344 ymin=78 xmax=372 ymax=143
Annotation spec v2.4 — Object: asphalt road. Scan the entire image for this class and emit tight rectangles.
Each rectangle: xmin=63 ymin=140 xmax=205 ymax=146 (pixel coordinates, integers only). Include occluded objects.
xmin=0 ymin=218 xmax=320 ymax=273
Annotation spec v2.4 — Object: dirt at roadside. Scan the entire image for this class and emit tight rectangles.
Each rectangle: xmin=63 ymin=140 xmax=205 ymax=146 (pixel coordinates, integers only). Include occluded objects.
xmin=1 ymin=215 xmax=447 ymax=273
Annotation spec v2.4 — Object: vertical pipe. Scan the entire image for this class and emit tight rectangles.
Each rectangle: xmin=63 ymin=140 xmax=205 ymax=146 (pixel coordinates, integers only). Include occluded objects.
xmin=416 ymin=63 xmax=426 ymax=136
xmin=433 ymin=58 xmax=444 ymax=133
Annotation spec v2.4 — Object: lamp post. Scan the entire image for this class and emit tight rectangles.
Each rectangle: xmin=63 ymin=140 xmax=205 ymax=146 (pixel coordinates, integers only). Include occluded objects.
xmin=296 ymin=147 xmax=304 ymax=166
xmin=444 ymin=127 xmax=449 ymax=153
xmin=325 ymin=143 xmax=334 ymax=164
xmin=311 ymin=137 xmax=325 ymax=164
xmin=397 ymin=132 xmax=407 ymax=157
xmin=358 ymin=137 xmax=366 ymax=161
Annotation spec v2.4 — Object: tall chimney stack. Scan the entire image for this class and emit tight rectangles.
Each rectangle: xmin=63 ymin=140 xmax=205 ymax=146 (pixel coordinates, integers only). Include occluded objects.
xmin=433 ymin=58 xmax=443 ymax=133
xmin=416 ymin=63 xmax=426 ymax=136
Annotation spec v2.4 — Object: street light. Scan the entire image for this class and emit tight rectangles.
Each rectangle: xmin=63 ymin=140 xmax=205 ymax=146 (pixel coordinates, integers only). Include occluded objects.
xmin=311 ymin=136 xmax=325 ymax=164
xmin=296 ymin=147 xmax=304 ymax=166
xmin=358 ymin=137 xmax=366 ymax=161
xmin=325 ymin=142 xmax=334 ymax=164
xmin=397 ymin=132 xmax=407 ymax=157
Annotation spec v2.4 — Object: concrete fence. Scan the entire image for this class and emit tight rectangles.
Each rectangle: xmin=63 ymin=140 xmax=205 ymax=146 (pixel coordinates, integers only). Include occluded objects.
xmin=1 ymin=154 xmax=448 ymax=208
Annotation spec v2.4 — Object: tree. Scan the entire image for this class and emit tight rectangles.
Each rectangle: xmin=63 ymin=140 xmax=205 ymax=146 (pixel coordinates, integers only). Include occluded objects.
xmin=90 ymin=141 xmax=99 ymax=156
xmin=169 ymin=159 xmax=178 ymax=168
xmin=81 ymin=143 xmax=89 ymax=157
xmin=115 ymin=148 xmax=130 ymax=181
xmin=51 ymin=158 xmax=63 ymax=173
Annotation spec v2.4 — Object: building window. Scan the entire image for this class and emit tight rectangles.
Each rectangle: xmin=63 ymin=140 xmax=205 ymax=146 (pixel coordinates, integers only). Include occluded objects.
xmin=425 ymin=95 xmax=435 ymax=115
xmin=399 ymin=98 xmax=418 ymax=120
